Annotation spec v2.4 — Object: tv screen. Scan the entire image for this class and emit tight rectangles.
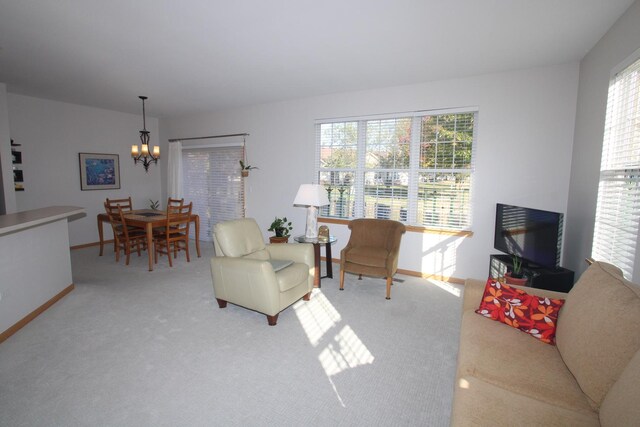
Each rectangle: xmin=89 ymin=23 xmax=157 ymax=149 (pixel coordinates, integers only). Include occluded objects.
xmin=494 ymin=204 xmax=563 ymax=268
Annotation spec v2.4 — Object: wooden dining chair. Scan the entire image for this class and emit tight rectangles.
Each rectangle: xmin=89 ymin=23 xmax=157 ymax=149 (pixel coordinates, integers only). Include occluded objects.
xmin=103 ymin=202 xmax=147 ymax=265
xmin=104 ymin=197 xmax=134 ymax=252
xmin=154 ymin=202 xmax=193 ymax=267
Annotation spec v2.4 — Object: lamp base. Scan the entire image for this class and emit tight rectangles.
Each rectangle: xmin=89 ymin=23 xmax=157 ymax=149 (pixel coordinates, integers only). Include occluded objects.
xmin=305 ymin=206 xmax=319 ymax=239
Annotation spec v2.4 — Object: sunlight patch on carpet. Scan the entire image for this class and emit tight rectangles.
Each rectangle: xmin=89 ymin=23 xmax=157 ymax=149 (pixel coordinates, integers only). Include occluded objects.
xmin=318 ymin=325 xmax=374 ymax=376
xmin=294 ymin=290 xmax=375 ymax=407
xmin=293 ymin=290 xmax=342 ymax=346
xmin=430 ymin=279 xmax=462 ymax=297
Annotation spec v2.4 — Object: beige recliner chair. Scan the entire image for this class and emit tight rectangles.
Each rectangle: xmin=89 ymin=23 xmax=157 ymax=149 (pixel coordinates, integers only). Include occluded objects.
xmin=211 ymin=218 xmax=315 ymax=325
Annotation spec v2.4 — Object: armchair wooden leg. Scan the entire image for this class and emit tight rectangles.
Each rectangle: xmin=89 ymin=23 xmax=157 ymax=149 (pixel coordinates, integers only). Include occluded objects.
xmin=386 ymin=276 xmax=392 ymax=300
xmin=302 ymin=292 xmax=311 ymax=301
xmin=358 ymin=274 xmax=362 ymax=280
xmin=266 ymin=313 xmax=279 ymax=326
xmin=216 ymin=298 xmax=228 ymax=308
xmin=340 ymin=270 xmax=345 ymax=291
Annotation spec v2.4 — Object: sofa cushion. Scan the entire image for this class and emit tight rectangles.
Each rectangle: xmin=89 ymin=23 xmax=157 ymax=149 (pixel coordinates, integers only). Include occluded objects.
xmin=457 ymin=310 xmax=595 ymax=414
xmin=475 ymin=279 xmax=565 ymax=344
xmin=598 ymin=349 xmax=640 ymax=427
xmin=555 ymin=261 xmax=640 ymax=409
xmin=451 ymin=375 xmax=600 ymax=427
xmin=342 ymin=246 xmax=389 ymax=268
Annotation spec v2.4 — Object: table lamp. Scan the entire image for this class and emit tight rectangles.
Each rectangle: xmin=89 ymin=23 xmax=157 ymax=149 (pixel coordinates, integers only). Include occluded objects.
xmin=293 ymin=184 xmax=330 ymax=239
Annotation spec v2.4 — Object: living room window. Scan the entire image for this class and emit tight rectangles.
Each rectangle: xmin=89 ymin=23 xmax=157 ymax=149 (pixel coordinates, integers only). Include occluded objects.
xmin=592 ymin=53 xmax=640 ymax=280
xmin=316 ymin=108 xmax=477 ymax=230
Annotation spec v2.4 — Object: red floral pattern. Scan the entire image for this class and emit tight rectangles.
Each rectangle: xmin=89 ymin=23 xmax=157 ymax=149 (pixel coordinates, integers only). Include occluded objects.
xmin=475 ymin=278 xmax=565 ymax=345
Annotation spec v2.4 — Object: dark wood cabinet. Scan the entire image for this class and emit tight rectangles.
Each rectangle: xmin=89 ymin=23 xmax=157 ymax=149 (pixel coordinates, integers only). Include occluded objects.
xmin=490 ymin=254 xmax=575 ymax=293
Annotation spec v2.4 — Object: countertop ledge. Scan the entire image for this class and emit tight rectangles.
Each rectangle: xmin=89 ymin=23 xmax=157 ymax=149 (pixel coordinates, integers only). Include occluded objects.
xmin=0 ymin=206 xmax=86 ymax=236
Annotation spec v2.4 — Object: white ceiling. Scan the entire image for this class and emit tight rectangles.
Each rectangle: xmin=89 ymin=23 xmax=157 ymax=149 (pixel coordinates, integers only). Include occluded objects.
xmin=0 ymin=0 xmax=635 ymax=118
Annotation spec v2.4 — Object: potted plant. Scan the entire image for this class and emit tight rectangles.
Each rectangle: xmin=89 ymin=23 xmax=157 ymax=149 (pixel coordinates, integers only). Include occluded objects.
xmin=268 ymin=216 xmax=292 ymax=243
xmin=505 ymin=255 xmax=528 ymax=286
xmin=239 ymin=160 xmax=258 ymax=177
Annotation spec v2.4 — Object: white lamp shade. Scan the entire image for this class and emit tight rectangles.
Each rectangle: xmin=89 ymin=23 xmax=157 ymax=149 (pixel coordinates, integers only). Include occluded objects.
xmin=293 ymin=184 xmax=330 ymax=207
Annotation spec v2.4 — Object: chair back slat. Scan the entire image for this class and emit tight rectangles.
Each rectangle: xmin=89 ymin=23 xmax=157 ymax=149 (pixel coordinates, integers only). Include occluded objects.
xmin=105 ymin=197 xmax=133 ymax=216
xmin=167 ymin=198 xmax=184 ymax=208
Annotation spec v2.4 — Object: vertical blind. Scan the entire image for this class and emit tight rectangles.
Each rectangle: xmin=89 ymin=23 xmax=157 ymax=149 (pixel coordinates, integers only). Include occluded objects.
xmin=182 ymin=145 xmax=245 ymax=241
xmin=592 ymin=55 xmax=640 ymax=280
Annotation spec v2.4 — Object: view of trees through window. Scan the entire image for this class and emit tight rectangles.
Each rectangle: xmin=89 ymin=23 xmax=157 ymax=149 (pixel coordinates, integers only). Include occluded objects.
xmin=317 ymin=110 xmax=476 ymax=230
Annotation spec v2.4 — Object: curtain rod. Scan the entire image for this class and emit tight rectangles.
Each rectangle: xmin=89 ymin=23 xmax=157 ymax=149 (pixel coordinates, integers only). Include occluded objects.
xmin=168 ymin=132 xmax=249 ymax=143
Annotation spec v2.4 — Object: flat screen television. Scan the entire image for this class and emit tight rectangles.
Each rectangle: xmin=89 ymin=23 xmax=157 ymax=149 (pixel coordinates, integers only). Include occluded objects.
xmin=494 ymin=203 xmax=564 ymax=269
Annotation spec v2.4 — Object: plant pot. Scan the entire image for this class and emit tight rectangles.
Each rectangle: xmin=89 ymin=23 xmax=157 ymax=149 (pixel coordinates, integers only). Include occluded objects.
xmin=504 ymin=272 xmax=528 ymax=286
xmin=269 ymin=236 xmax=289 ymax=244
xmin=241 ymin=170 xmax=249 ymax=177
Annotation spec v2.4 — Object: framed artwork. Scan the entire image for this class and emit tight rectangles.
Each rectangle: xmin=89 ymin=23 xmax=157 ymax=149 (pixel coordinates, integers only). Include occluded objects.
xmin=79 ymin=153 xmax=121 ymax=191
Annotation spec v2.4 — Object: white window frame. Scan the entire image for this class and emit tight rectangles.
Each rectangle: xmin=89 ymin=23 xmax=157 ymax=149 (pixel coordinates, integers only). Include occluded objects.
xmin=315 ymin=107 xmax=478 ymax=231
xmin=592 ymin=49 xmax=640 ymax=280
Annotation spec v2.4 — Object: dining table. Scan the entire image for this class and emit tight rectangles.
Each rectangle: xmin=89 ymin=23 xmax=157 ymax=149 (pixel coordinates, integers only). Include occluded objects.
xmin=97 ymin=209 xmax=201 ymax=271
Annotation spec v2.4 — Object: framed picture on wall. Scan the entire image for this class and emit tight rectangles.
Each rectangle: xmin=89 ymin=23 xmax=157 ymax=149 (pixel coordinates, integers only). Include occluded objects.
xmin=79 ymin=153 xmax=121 ymax=191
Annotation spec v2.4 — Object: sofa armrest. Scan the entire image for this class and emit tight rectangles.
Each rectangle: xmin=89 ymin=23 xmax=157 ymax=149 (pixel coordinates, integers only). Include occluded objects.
xmin=462 ymin=279 xmax=486 ymax=313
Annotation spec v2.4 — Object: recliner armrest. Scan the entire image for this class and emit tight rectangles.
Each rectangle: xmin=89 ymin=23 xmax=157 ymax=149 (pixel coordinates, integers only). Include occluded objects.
xmin=266 ymin=243 xmax=314 ymax=269
xmin=210 ymin=257 xmax=281 ymax=315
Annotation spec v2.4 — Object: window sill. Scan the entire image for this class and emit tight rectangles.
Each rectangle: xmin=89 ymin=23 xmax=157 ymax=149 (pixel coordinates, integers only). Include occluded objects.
xmin=319 ymin=217 xmax=473 ymax=237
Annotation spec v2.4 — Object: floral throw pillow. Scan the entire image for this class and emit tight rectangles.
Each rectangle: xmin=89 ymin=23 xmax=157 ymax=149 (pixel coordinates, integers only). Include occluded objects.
xmin=475 ymin=278 xmax=565 ymax=345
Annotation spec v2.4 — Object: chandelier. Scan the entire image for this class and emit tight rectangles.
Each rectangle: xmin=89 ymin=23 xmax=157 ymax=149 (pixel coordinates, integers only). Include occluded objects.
xmin=131 ymin=96 xmax=159 ymax=172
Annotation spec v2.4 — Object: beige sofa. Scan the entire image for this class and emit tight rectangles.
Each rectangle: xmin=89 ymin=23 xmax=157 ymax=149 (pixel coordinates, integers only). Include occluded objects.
xmin=451 ymin=261 xmax=640 ymax=426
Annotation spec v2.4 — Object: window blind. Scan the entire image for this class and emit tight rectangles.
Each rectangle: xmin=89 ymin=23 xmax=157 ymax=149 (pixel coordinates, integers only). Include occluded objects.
xmin=592 ymin=55 xmax=640 ymax=280
xmin=182 ymin=145 xmax=245 ymax=242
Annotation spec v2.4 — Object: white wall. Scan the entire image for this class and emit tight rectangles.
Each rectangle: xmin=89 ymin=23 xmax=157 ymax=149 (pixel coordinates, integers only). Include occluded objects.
xmin=160 ymin=63 xmax=579 ymax=281
xmin=7 ymin=94 xmax=162 ymax=246
xmin=0 ymin=217 xmax=73 ymax=335
xmin=565 ymin=0 xmax=640 ymax=277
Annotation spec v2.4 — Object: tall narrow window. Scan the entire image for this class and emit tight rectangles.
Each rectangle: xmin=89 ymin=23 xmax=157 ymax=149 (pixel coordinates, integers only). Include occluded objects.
xmin=317 ymin=108 xmax=477 ymax=231
xmin=182 ymin=145 xmax=245 ymax=241
xmin=592 ymin=55 xmax=640 ymax=280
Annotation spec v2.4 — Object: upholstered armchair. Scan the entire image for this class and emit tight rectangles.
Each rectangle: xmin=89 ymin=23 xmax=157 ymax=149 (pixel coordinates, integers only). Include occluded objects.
xmin=340 ymin=218 xmax=406 ymax=299
xmin=210 ymin=218 xmax=315 ymax=325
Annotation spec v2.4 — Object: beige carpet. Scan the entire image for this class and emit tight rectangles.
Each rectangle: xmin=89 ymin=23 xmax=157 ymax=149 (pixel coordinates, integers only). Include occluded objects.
xmin=0 ymin=244 xmax=463 ymax=426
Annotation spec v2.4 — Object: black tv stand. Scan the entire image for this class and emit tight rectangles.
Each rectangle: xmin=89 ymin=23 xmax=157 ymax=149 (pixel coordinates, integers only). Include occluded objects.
xmin=489 ymin=254 xmax=575 ymax=293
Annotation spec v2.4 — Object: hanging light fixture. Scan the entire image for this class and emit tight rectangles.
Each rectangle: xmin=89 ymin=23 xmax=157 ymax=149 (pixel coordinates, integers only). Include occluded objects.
xmin=131 ymin=96 xmax=159 ymax=172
